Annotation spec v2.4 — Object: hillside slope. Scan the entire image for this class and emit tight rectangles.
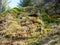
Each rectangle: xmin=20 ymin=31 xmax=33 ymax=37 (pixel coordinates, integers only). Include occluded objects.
xmin=0 ymin=7 xmax=60 ymax=45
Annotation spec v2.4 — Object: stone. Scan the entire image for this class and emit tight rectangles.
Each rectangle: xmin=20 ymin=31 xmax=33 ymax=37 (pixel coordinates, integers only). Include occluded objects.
xmin=5 ymin=13 xmax=14 ymax=19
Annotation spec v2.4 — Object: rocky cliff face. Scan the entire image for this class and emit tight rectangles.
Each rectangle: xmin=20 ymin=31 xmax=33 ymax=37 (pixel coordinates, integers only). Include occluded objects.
xmin=0 ymin=7 xmax=45 ymax=45
xmin=0 ymin=7 xmax=60 ymax=45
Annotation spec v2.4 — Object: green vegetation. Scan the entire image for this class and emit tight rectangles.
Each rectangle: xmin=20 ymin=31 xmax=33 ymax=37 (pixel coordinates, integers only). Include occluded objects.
xmin=18 ymin=0 xmax=32 ymax=7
